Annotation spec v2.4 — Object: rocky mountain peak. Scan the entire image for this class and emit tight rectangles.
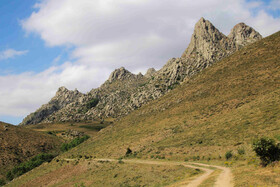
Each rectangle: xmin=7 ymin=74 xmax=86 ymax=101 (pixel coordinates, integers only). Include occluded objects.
xmin=56 ymin=86 xmax=69 ymax=95
xmin=181 ymin=17 xmax=227 ymax=60
xmin=53 ymin=86 xmax=81 ymax=100
xmin=181 ymin=18 xmax=262 ymax=64
xmin=108 ymin=67 xmax=133 ymax=83
xmin=19 ymin=86 xmax=83 ymax=126
xmin=145 ymin=68 xmax=156 ymax=77
xmin=228 ymin=22 xmax=262 ymax=48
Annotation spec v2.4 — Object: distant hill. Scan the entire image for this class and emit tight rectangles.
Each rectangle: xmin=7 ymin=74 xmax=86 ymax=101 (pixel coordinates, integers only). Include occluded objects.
xmin=20 ymin=17 xmax=262 ymax=126
xmin=0 ymin=121 xmax=62 ymax=179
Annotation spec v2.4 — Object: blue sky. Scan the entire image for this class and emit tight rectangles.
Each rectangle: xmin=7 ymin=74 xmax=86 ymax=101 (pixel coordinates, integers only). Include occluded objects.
xmin=0 ymin=0 xmax=279 ymax=125
xmin=0 ymin=0 xmax=68 ymax=75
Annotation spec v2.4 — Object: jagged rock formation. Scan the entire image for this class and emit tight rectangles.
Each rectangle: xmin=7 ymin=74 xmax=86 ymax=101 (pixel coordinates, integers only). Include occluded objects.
xmin=145 ymin=68 xmax=156 ymax=78
xmin=228 ymin=22 xmax=262 ymax=48
xmin=181 ymin=18 xmax=261 ymax=66
xmin=20 ymin=87 xmax=83 ymax=125
xmin=19 ymin=18 xmax=262 ymax=126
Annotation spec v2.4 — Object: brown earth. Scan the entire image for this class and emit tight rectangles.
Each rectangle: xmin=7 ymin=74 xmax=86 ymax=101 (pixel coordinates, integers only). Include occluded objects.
xmin=0 ymin=122 xmax=62 ymax=179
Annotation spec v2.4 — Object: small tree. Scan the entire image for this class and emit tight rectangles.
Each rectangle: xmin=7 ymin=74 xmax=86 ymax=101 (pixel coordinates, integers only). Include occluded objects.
xmin=253 ymin=137 xmax=280 ymax=166
xmin=125 ymin=148 xmax=132 ymax=156
xmin=225 ymin=150 xmax=233 ymax=160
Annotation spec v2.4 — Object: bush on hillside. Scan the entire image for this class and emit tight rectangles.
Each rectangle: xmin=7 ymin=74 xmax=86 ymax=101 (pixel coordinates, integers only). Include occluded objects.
xmin=0 ymin=178 xmax=6 ymax=186
xmin=225 ymin=151 xmax=233 ymax=160
xmin=237 ymin=148 xmax=245 ymax=155
xmin=252 ymin=137 xmax=280 ymax=166
xmin=125 ymin=148 xmax=132 ymax=156
xmin=86 ymin=98 xmax=99 ymax=109
xmin=61 ymin=135 xmax=90 ymax=152
xmin=6 ymin=153 xmax=55 ymax=181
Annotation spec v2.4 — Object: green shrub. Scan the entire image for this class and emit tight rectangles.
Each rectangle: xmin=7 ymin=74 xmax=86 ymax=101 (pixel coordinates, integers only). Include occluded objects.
xmin=118 ymin=158 xmax=124 ymax=164
xmin=86 ymin=98 xmax=99 ymax=109
xmin=0 ymin=178 xmax=6 ymax=186
xmin=252 ymin=137 xmax=280 ymax=166
xmin=125 ymin=148 xmax=132 ymax=156
xmin=6 ymin=153 xmax=55 ymax=181
xmin=61 ymin=135 xmax=90 ymax=152
xmin=192 ymin=156 xmax=200 ymax=161
xmin=238 ymin=148 xmax=245 ymax=155
xmin=225 ymin=151 xmax=233 ymax=160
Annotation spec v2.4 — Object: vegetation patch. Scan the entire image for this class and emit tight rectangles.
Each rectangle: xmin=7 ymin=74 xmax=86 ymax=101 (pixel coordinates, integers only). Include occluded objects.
xmin=6 ymin=153 xmax=55 ymax=181
xmin=86 ymin=98 xmax=99 ymax=109
xmin=79 ymin=125 xmax=106 ymax=131
xmin=0 ymin=178 xmax=6 ymax=186
xmin=225 ymin=151 xmax=233 ymax=160
xmin=61 ymin=135 xmax=90 ymax=152
xmin=253 ymin=137 xmax=280 ymax=166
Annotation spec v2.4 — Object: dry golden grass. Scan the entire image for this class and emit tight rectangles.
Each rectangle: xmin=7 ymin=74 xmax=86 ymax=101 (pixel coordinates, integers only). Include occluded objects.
xmin=7 ymin=159 xmax=200 ymax=187
xmin=198 ymin=169 xmax=221 ymax=187
xmin=232 ymin=161 xmax=280 ymax=186
xmin=0 ymin=122 xmax=62 ymax=179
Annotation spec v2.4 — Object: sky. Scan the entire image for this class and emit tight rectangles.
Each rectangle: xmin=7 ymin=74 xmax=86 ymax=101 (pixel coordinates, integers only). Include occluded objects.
xmin=0 ymin=0 xmax=279 ymax=125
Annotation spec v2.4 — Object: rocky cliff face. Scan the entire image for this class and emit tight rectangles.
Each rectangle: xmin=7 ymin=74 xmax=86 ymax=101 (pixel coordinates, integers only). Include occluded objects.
xmin=20 ymin=87 xmax=83 ymax=125
xmin=19 ymin=17 xmax=262 ymax=126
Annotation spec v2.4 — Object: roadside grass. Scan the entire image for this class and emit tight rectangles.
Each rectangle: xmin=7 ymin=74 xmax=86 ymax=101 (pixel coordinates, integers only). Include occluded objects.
xmin=232 ymin=161 xmax=280 ymax=186
xmin=7 ymin=159 xmax=200 ymax=187
xmin=198 ymin=169 xmax=221 ymax=187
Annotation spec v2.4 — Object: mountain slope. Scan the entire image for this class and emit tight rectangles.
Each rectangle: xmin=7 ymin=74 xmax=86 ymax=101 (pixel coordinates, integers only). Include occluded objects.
xmin=66 ymin=31 xmax=279 ymax=187
xmin=20 ymin=18 xmax=262 ymax=126
xmin=8 ymin=30 xmax=280 ymax=187
xmin=0 ymin=122 xmax=62 ymax=180
xmin=66 ymin=31 xmax=280 ymax=159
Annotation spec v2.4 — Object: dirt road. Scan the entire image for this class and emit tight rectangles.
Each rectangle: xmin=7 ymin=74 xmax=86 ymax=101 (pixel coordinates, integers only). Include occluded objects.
xmin=93 ymin=158 xmax=233 ymax=187
xmin=191 ymin=162 xmax=233 ymax=187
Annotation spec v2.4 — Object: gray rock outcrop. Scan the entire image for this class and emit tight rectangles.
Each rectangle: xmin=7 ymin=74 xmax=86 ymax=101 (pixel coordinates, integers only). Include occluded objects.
xmin=20 ymin=17 xmax=262 ymax=125
xmin=145 ymin=68 xmax=156 ymax=78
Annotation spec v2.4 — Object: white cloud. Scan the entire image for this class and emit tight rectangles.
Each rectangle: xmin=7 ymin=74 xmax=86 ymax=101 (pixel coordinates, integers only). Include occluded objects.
xmin=2 ymin=0 xmax=280 ymax=120
xmin=0 ymin=49 xmax=28 ymax=61
xmin=0 ymin=62 xmax=111 ymax=117
xmin=21 ymin=0 xmax=280 ymax=70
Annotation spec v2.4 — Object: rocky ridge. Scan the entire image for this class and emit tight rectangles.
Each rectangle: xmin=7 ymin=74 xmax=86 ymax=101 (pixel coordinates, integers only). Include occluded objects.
xmin=19 ymin=18 xmax=262 ymax=125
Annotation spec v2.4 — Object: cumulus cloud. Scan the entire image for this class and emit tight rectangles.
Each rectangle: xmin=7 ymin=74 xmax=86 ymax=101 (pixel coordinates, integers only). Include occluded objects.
xmin=0 ymin=49 xmax=28 ymax=61
xmin=2 ymin=0 xmax=280 ymax=122
xmin=0 ymin=62 xmax=111 ymax=117
xmin=21 ymin=0 xmax=280 ymax=69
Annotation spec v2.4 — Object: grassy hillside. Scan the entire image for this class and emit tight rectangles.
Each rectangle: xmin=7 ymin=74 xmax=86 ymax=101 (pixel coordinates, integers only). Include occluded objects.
xmin=8 ymin=160 xmax=201 ymax=187
xmin=70 ymin=31 xmax=280 ymax=158
xmin=0 ymin=122 xmax=62 ymax=180
xmin=65 ymin=31 xmax=280 ymax=185
xmin=7 ymin=31 xmax=280 ymax=186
